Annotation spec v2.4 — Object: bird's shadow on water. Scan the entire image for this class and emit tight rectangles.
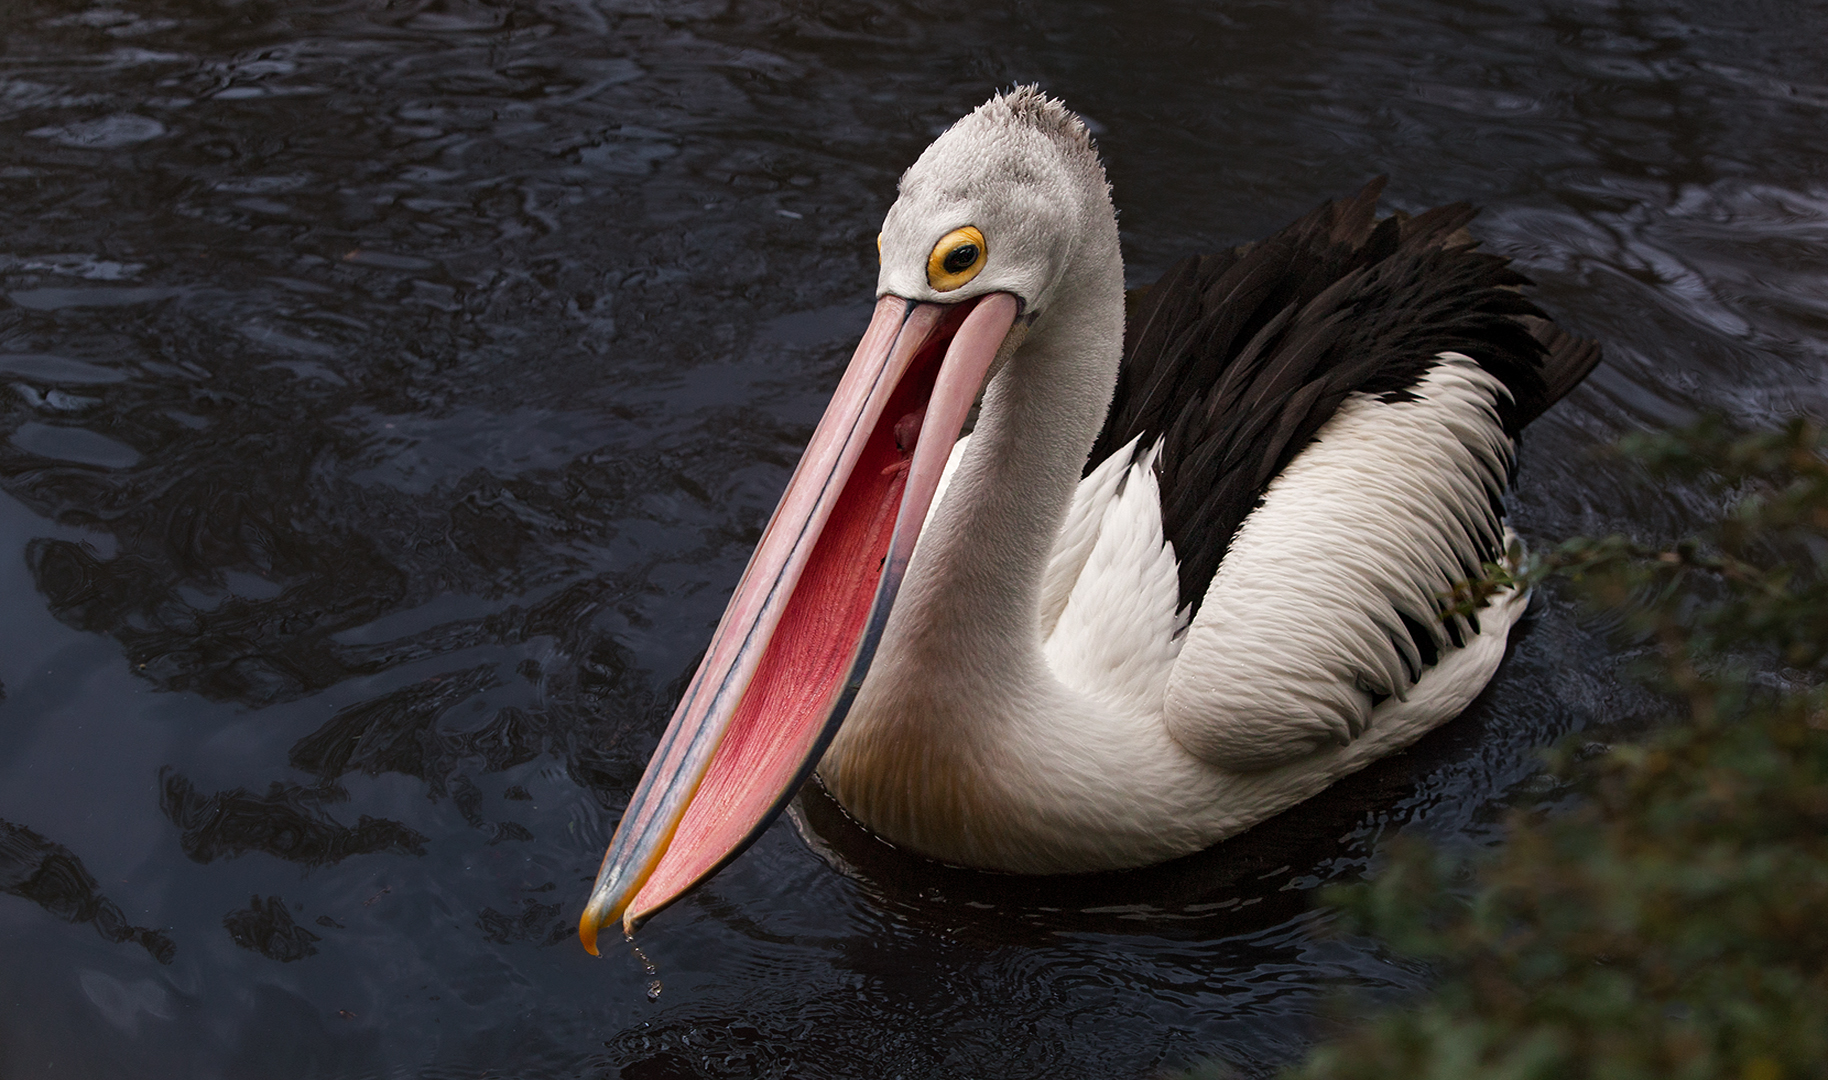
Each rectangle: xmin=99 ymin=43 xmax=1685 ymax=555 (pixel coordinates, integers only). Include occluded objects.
xmin=790 ymin=759 xmax=1398 ymax=947
xmin=788 ymin=713 xmax=1490 ymax=949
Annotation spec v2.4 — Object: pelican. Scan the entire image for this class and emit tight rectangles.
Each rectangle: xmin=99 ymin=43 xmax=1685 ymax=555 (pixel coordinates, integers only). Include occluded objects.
xmin=578 ymin=87 xmax=1599 ymax=951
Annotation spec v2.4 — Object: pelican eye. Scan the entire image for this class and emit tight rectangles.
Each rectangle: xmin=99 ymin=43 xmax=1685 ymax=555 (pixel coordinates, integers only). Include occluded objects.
xmin=927 ymin=226 xmax=986 ymax=291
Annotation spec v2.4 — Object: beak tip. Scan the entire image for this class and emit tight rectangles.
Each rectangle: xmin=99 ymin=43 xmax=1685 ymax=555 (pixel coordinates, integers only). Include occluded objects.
xmin=579 ymin=891 xmax=620 ymax=956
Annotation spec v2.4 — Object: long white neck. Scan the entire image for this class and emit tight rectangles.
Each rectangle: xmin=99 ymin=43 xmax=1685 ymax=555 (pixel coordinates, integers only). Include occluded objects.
xmin=887 ymin=260 xmax=1125 ymax=686
xmin=820 ymin=219 xmax=1125 ymax=853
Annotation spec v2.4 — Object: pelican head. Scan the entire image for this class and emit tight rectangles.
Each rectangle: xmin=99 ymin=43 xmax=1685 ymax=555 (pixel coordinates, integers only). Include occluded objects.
xmin=578 ymin=87 xmax=1120 ymax=950
xmin=877 ymin=88 xmax=1112 ymax=316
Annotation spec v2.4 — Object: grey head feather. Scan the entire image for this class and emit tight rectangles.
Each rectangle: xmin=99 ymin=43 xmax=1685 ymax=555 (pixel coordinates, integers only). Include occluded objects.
xmin=899 ymin=86 xmax=1108 ymax=204
xmin=979 ymin=85 xmax=1098 ymax=157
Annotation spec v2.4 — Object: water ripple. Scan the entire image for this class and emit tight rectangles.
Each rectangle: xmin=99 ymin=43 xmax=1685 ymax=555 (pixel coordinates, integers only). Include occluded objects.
xmin=0 ymin=0 xmax=1821 ymax=1076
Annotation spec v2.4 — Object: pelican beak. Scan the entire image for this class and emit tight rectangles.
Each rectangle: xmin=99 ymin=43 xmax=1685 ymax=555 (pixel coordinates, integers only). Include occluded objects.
xmin=579 ymin=291 xmax=1022 ymax=951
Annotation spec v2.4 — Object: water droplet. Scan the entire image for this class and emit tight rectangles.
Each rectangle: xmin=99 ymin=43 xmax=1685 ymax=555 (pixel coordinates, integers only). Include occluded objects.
xmin=626 ymin=933 xmax=658 ymax=976
xmin=627 ymin=932 xmax=662 ymax=1000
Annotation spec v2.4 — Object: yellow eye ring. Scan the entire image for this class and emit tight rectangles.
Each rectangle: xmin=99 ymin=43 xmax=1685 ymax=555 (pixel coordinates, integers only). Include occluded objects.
xmin=926 ymin=226 xmax=986 ymax=291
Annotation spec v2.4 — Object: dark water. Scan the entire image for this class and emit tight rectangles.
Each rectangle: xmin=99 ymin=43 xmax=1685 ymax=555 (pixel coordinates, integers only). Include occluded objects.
xmin=1 ymin=1 xmax=1824 ymax=1076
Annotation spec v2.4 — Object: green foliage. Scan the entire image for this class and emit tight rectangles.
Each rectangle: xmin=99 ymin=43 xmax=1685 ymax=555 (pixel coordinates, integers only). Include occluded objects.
xmin=1286 ymin=419 xmax=1828 ymax=1080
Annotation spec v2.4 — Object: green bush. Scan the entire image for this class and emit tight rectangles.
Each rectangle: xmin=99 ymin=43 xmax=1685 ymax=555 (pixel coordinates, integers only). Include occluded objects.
xmin=1286 ymin=419 xmax=1828 ymax=1080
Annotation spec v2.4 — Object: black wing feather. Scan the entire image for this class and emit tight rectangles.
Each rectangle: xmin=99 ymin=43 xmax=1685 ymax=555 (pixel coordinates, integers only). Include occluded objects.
xmin=1090 ymin=180 xmax=1600 ymax=616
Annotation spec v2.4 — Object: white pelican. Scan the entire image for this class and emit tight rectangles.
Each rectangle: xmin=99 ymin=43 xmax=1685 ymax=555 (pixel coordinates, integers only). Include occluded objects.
xmin=578 ymin=87 xmax=1599 ymax=951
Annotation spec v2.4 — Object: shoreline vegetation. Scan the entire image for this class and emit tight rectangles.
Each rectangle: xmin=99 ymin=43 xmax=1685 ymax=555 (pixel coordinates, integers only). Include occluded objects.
xmin=1210 ymin=419 xmax=1828 ymax=1079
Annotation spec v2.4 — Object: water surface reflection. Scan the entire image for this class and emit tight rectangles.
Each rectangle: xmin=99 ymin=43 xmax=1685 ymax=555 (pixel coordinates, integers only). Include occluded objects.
xmin=1 ymin=0 xmax=1824 ymax=1076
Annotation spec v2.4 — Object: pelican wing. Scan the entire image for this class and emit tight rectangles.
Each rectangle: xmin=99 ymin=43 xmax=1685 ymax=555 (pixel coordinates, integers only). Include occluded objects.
xmin=1088 ymin=181 xmax=1600 ymax=771
xmin=1164 ymin=357 xmax=1514 ymax=771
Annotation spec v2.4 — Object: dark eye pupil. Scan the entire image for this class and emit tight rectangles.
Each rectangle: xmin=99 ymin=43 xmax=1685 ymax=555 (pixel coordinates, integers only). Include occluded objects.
xmin=942 ymin=243 xmax=978 ymax=274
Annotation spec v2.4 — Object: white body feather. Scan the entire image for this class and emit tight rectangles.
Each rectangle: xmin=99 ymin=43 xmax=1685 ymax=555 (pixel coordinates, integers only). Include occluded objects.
xmin=822 ymin=356 xmax=1526 ymax=873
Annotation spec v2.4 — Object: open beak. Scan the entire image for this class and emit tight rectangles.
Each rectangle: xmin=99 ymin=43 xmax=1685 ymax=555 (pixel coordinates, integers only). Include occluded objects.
xmin=579 ymin=291 xmax=1023 ymax=951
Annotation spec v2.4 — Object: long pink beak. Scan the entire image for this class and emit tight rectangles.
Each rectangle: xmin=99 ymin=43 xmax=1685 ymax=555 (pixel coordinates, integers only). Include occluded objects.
xmin=579 ymin=291 xmax=1022 ymax=951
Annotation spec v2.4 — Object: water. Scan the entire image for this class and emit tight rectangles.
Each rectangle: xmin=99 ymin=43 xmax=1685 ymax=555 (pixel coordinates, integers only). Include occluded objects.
xmin=1 ymin=1 xmax=1824 ymax=1076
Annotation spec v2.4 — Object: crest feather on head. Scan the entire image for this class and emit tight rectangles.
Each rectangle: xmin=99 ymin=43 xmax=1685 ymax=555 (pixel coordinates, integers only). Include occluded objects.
xmin=972 ymin=85 xmax=1098 ymax=158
